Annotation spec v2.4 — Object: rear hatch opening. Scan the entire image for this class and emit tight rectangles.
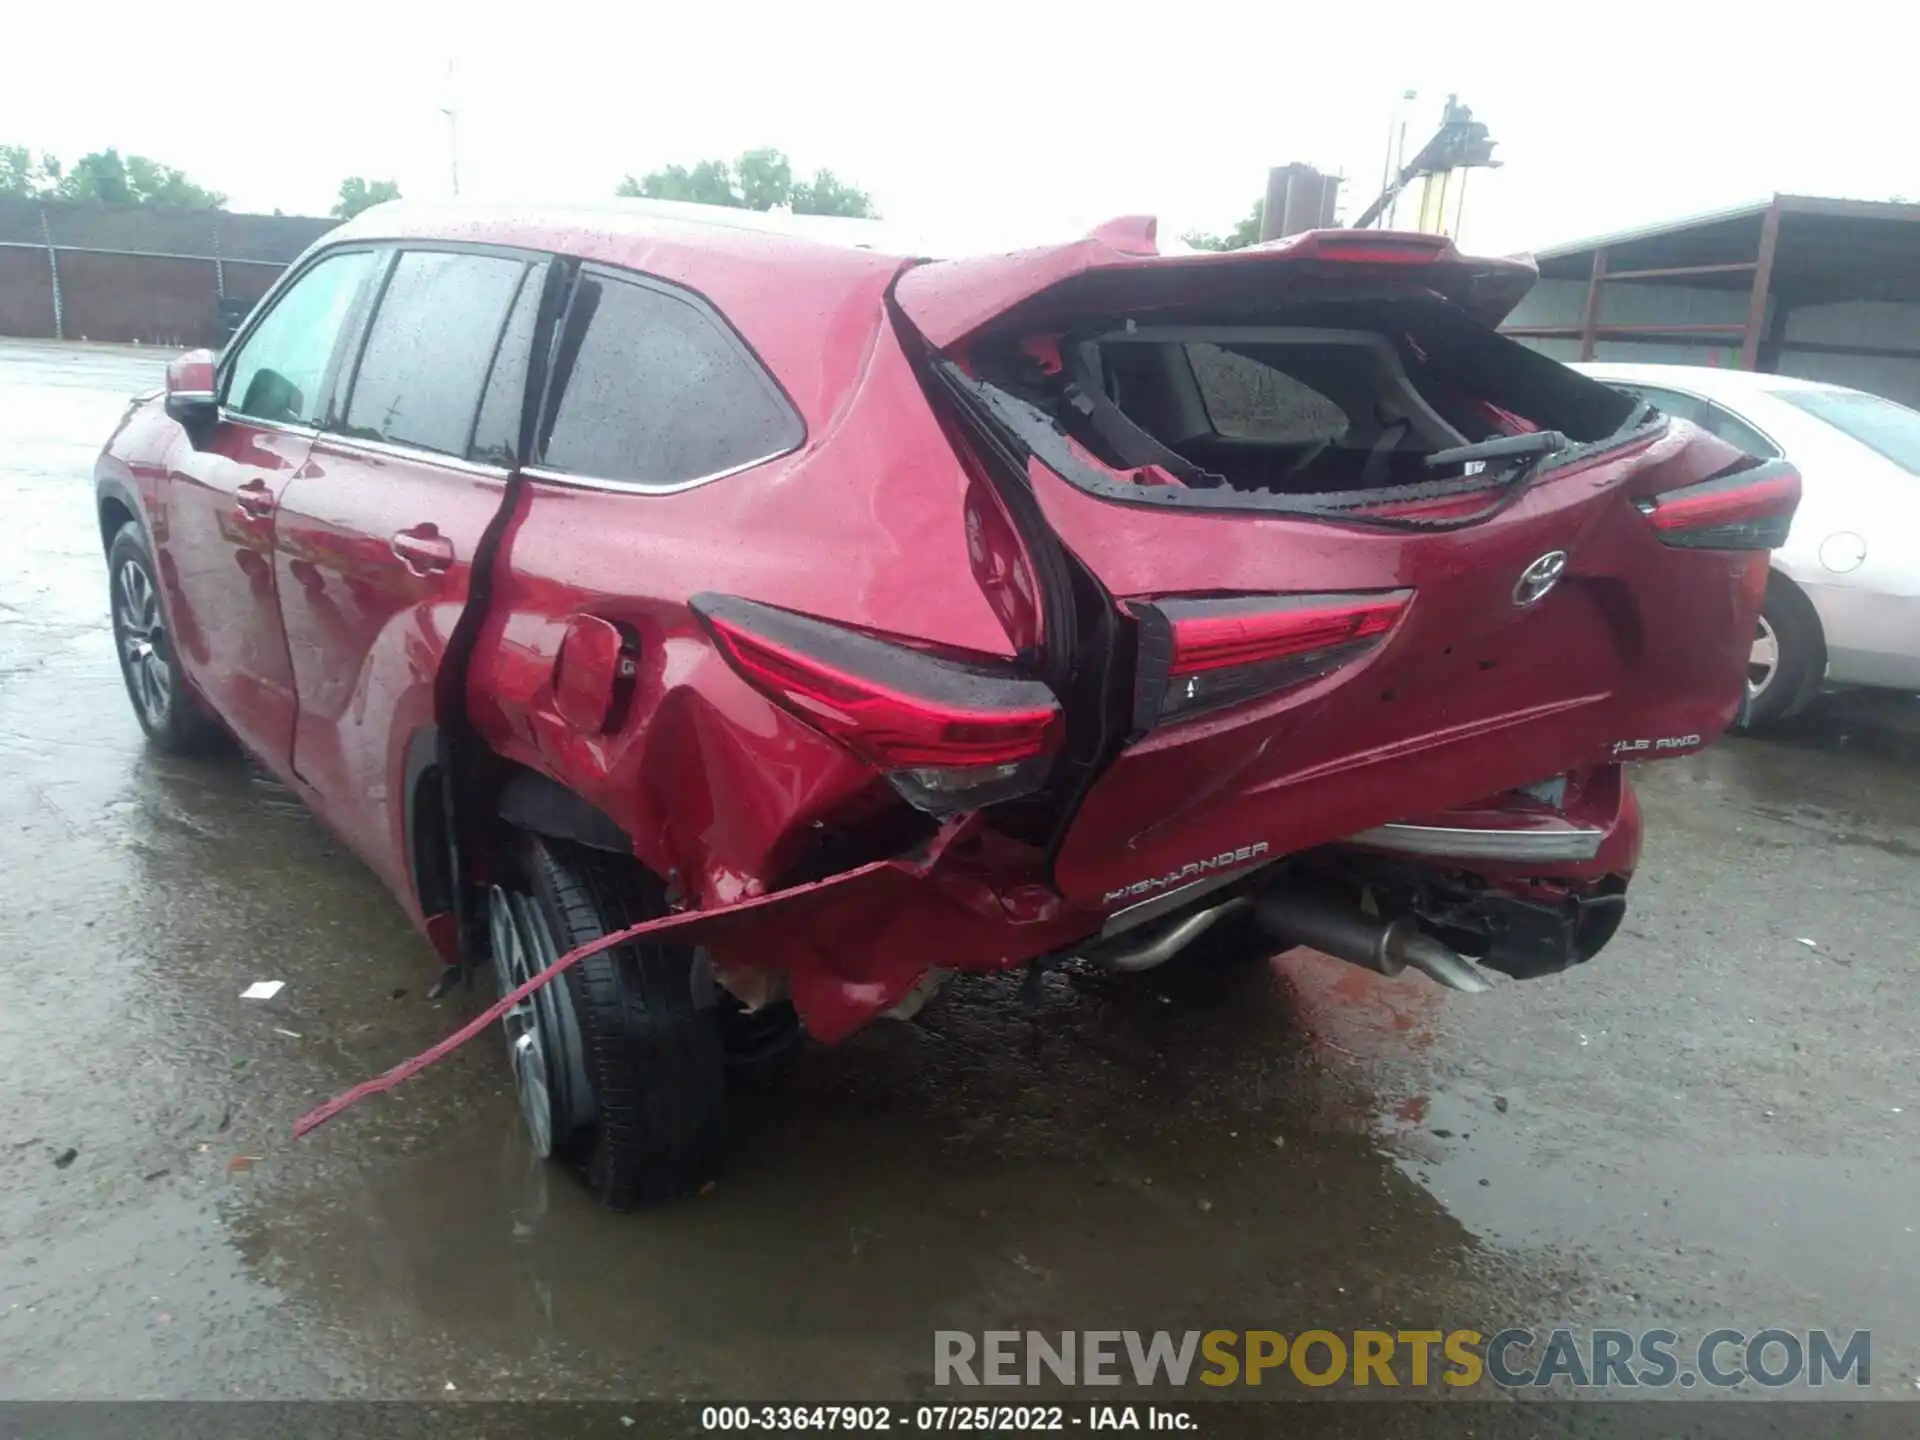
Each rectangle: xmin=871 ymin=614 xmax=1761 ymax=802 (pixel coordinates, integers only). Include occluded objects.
xmin=885 ymin=231 xmax=1789 ymax=908
xmin=955 ymin=294 xmax=1648 ymax=523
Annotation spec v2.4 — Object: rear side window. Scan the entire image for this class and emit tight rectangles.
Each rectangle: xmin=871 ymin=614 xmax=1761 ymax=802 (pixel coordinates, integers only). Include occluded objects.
xmin=1185 ymin=341 xmax=1351 ymax=444
xmin=470 ymin=266 xmax=545 ymax=466
xmin=1776 ymin=387 xmax=1920 ymax=473
xmin=224 ymin=249 xmax=376 ymax=426
xmin=343 ymin=250 xmax=530 ymax=457
xmin=538 ymin=268 xmax=800 ymax=489
xmin=1614 ymin=385 xmax=1778 ymax=458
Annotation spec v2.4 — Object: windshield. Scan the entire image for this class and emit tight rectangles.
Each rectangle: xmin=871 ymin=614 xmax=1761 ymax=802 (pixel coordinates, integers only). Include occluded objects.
xmin=1774 ymin=387 xmax=1920 ymax=474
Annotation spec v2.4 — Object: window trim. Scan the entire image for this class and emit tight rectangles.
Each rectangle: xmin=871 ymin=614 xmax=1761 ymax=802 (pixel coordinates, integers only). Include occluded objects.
xmin=309 ymin=428 xmax=513 ymax=482
xmin=527 ymin=260 xmax=806 ymax=495
xmin=519 ymin=445 xmax=796 ymax=495
xmin=216 ymin=242 xmax=386 ymax=435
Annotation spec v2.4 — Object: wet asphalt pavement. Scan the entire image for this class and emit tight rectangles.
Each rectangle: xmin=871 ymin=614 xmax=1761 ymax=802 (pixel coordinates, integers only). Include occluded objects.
xmin=2 ymin=339 xmax=1918 ymax=1425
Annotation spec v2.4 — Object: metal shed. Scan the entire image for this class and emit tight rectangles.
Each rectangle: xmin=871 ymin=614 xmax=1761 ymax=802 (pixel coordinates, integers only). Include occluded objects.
xmin=1499 ymin=195 xmax=1920 ymax=404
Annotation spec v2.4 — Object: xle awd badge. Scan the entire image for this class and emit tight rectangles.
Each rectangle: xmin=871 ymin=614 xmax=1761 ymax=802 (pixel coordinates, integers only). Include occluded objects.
xmin=1514 ymin=550 xmax=1569 ymax=607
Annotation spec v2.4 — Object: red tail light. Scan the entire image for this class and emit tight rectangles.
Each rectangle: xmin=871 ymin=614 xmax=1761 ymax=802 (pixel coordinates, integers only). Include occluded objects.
xmin=962 ymin=475 xmax=1045 ymax=654
xmin=1279 ymin=230 xmax=1455 ymax=265
xmin=1127 ymin=591 xmax=1412 ymax=729
xmin=1635 ymin=460 xmax=1800 ymax=550
xmin=691 ymin=593 xmax=1062 ymax=813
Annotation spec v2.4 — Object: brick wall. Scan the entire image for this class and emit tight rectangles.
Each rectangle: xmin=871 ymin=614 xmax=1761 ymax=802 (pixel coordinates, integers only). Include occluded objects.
xmin=0 ymin=198 xmax=337 ymax=346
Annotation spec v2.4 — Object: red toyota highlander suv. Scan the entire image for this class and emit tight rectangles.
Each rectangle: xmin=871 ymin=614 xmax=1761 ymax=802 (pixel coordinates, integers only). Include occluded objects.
xmin=95 ymin=202 xmax=1798 ymax=1206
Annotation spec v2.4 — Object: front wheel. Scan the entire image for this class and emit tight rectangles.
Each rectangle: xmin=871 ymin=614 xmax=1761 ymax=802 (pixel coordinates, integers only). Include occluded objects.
xmin=487 ymin=835 xmax=727 ymax=1208
xmin=106 ymin=522 xmax=228 ymax=754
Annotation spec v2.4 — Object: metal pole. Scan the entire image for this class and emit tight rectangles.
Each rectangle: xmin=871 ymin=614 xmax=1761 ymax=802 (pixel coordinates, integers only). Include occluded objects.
xmin=443 ymin=56 xmax=461 ymax=198
xmin=1578 ymin=246 xmax=1608 ymax=362
xmin=39 ymin=206 xmax=63 ymax=341
xmin=1388 ymin=118 xmax=1409 ymax=228
xmin=1741 ymin=201 xmax=1782 ymax=371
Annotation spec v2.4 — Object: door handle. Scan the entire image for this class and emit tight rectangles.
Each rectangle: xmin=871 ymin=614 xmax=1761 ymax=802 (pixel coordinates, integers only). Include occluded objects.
xmin=234 ymin=481 xmax=275 ymax=519
xmin=390 ymin=524 xmax=455 ymax=576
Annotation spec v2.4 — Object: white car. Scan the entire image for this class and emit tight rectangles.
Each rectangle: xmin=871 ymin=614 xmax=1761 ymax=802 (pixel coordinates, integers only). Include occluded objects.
xmin=1575 ymin=363 xmax=1920 ymax=727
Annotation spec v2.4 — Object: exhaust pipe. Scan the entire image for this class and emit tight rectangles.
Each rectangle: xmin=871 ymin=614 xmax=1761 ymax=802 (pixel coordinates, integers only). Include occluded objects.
xmin=1084 ymin=898 xmax=1250 ymax=973
xmin=1254 ymin=888 xmax=1492 ymax=994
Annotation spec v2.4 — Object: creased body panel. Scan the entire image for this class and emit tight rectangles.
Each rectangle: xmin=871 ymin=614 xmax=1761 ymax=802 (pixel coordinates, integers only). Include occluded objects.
xmin=469 ymin=301 xmax=1016 ymax=914
xmin=1036 ymin=425 xmax=1758 ymax=907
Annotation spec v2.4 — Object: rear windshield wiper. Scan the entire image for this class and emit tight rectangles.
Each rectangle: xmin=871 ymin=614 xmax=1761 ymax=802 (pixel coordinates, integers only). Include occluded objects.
xmin=1423 ymin=430 xmax=1570 ymax=471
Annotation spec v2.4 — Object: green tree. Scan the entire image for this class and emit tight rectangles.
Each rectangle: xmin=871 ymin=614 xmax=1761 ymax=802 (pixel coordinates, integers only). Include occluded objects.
xmin=791 ymin=168 xmax=877 ymax=218
xmin=0 ymin=145 xmax=61 ymax=199
xmin=52 ymin=147 xmax=225 ymax=208
xmin=735 ymin=147 xmax=792 ymax=211
xmin=616 ymin=148 xmax=878 ymax=218
xmin=331 ymin=176 xmax=402 ymax=220
xmin=1183 ymin=200 xmax=1264 ymax=252
xmin=123 ymin=155 xmax=226 ymax=208
xmin=2 ymin=145 xmax=223 ymax=206
xmin=617 ymin=159 xmax=738 ymax=206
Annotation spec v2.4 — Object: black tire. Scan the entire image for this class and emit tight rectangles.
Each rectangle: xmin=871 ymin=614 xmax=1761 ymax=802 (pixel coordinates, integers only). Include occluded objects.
xmin=511 ymin=835 xmax=727 ymax=1208
xmin=1736 ymin=574 xmax=1825 ymax=732
xmin=105 ymin=521 xmax=229 ymax=755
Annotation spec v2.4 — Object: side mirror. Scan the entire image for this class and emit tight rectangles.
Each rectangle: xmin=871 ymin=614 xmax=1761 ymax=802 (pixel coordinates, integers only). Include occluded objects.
xmin=164 ymin=349 xmax=219 ymax=437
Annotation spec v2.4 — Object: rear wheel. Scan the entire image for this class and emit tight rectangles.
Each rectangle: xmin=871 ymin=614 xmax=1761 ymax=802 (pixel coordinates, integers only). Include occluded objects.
xmin=106 ymin=522 xmax=228 ymax=755
xmin=488 ymin=834 xmax=726 ymax=1208
xmin=1737 ymin=575 xmax=1824 ymax=731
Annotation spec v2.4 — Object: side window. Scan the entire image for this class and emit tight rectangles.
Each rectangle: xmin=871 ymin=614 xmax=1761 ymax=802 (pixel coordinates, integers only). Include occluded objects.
xmin=538 ymin=269 xmax=801 ymax=488
xmin=223 ymin=250 xmax=376 ymax=426
xmin=1697 ymin=401 xmax=1779 ymax=458
xmin=469 ymin=265 xmax=544 ymax=466
xmin=1184 ymin=341 xmax=1350 ymax=445
xmin=341 ymin=250 xmax=530 ymax=457
xmin=1617 ymin=385 xmax=1778 ymax=457
xmin=1614 ymin=384 xmax=1705 ymax=427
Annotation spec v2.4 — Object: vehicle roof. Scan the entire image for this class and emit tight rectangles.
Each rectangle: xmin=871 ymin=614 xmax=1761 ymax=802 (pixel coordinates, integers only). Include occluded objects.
xmin=328 ymin=196 xmax=915 ymax=281
xmin=1572 ymin=361 xmax=1842 ymax=399
xmin=325 ymin=199 xmax=912 ymax=432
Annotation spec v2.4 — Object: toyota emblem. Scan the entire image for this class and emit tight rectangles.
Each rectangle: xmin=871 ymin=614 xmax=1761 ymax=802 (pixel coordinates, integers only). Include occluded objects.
xmin=1514 ymin=550 xmax=1569 ymax=607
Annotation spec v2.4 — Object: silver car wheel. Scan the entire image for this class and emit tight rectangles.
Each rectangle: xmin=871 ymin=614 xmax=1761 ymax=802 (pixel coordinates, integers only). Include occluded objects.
xmin=112 ymin=556 xmax=171 ymax=728
xmin=1748 ymin=615 xmax=1780 ymax=699
xmin=488 ymin=885 xmax=561 ymax=1158
xmin=486 ymin=883 xmax=596 ymax=1158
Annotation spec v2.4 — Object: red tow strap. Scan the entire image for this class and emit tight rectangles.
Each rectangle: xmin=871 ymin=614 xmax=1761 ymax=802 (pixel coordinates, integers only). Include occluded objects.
xmin=292 ymin=914 xmax=656 ymax=1139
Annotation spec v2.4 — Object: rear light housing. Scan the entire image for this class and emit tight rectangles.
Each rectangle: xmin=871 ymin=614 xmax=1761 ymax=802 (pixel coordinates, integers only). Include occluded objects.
xmin=691 ymin=593 xmax=1063 ymax=814
xmin=1635 ymin=460 xmax=1800 ymax=549
xmin=1127 ymin=590 xmax=1411 ymax=730
xmin=1275 ymin=230 xmax=1455 ymax=265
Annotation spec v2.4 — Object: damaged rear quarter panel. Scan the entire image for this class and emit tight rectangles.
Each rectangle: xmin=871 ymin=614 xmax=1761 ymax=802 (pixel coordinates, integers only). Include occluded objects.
xmin=462 ymin=274 xmax=1049 ymax=1033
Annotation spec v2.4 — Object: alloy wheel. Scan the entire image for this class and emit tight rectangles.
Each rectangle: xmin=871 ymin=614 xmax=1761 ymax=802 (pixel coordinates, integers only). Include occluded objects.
xmin=113 ymin=557 xmax=171 ymax=729
xmin=1747 ymin=615 xmax=1780 ymax=699
xmin=486 ymin=885 xmax=593 ymax=1158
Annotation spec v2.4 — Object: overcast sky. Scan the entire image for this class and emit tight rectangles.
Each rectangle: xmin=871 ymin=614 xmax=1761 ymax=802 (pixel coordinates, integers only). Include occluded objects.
xmin=3 ymin=0 xmax=1905 ymax=257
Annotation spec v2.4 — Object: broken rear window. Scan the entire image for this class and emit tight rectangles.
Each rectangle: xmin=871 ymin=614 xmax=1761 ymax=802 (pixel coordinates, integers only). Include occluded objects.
xmin=1185 ymin=342 xmax=1348 ymax=445
xmin=962 ymin=297 xmax=1639 ymax=513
